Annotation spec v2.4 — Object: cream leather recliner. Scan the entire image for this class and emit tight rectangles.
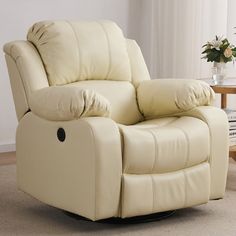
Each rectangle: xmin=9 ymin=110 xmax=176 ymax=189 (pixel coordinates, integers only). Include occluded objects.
xmin=3 ymin=20 xmax=229 ymax=221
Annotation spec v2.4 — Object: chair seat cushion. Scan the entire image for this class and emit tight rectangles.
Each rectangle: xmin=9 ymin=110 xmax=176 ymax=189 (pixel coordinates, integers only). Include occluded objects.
xmin=119 ymin=116 xmax=210 ymax=174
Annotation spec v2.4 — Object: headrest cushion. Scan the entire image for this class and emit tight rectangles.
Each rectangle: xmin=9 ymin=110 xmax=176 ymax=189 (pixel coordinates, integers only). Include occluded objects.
xmin=27 ymin=20 xmax=131 ymax=85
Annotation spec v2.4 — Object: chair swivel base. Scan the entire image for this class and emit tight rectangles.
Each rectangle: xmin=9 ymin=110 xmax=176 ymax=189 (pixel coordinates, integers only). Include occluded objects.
xmin=64 ymin=210 xmax=176 ymax=224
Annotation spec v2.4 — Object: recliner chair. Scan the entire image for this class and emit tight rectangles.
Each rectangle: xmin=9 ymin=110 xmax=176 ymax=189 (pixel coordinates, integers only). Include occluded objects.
xmin=3 ymin=20 xmax=229 ymax=221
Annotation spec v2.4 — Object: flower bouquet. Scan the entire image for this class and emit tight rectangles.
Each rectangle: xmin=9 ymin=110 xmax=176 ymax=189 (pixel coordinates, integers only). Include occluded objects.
xmin=202 ymin=36 xmax=236 ymax=84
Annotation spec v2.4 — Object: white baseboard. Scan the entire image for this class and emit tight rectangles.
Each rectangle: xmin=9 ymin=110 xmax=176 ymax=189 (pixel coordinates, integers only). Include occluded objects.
xmin=0 ymin=142 xmax=16 ymax=153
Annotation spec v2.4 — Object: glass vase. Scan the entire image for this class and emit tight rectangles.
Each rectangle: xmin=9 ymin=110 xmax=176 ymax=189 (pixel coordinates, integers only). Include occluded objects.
xmin=212 ymin=62 xmax=226 ymax=85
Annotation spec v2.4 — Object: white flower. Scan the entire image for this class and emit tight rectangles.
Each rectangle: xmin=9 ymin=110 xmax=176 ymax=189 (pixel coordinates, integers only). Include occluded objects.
xmin=210 ymin=36 xmax=224 ymax=50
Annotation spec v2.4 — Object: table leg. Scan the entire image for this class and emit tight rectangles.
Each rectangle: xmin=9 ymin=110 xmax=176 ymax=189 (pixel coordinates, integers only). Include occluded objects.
xmin=221 ymin=94 xmax=227 ymax=109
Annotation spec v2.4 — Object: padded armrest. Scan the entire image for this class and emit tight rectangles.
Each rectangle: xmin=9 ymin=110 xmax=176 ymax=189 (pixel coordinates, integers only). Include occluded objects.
xmin=137 ymin=79 xmax=215 ymax=118
xmin=29 ymin=86 xmax=111 ymax=121
xmin=180 ymin=106 xmax=228 ymax=199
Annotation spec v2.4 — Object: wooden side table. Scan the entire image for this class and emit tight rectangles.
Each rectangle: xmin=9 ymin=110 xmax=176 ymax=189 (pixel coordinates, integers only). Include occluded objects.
xmin=203 ymin=78 xmax=236 ymax=159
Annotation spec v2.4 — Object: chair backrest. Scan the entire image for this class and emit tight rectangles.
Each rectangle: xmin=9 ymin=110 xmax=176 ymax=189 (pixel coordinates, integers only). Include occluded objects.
xmin=4 ymin=20 xmax=150 ymax=124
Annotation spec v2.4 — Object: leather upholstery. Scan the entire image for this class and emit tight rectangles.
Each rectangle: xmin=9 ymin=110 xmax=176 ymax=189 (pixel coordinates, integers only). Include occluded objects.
xmin=27 ymin=20 xmax=131 ymax=85
xmin=126 ymin=39 xmax=150 ymax=87
xmin=3 ymin=20 xmax=229 ymax=221
xmin=66 ymin=80 xmax=143 ymax=124
xmin=4 ymin=41 xmax=48 ymax=120
xmin=29 ymin=86 xmax=111 ymax=120
xmin=119 ymin=116 xmax=210 ymax=174
xmin=181 ymin=106 xmax=229 ymax=199
xmin=137 ymin=79 xmax=215 ymax=119
xmin=16 ymin=113 xmax=122 ymax=221
xmin=122 ymin=163 xmax=210 ymax=218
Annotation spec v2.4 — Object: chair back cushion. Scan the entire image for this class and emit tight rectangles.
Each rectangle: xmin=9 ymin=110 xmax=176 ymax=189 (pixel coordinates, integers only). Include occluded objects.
xmin=27 ymin=20 xmax=131 ymax=86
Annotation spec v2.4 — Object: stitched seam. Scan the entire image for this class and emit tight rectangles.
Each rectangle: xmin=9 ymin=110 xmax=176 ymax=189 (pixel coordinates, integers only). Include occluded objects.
xmin=8 ymin=52 xmax=28 ymax=99
xmin=135 ymin=117 xmax=179 ymax=130
xmin=183 ymin=170 xmax=187 ymax=207
xmin=180 ymin=111 xmax=212 ymax=163
xmin=98 ymin=22 xmax=111 ymax=80
xmin=207 ymin=125 xmax=212 ymax=163
xmin=6 ymin=51 xmax=29 ymax=115
xmin=199 ymin=117 xmax=212 ymax=164
xmin=65 ymin=21 xmax=81 ymax=80
xmin=15 ymin=57 xmax=31 ymax=99
xmin=150 ymin=175 xmax=155 ymax=213
xmin=196 ymin=117 xmax=212 ymax=164
xmin=174 ymin=127 xmax=190 ymax=168
xmin=83 ymin=120 xmax=97 ymax=220
xmin=119 ymin=174 xmax=124 ymax=217
xmin=148 ymin=130 xmax=158 ymax=173
xmin=13 ymin=57 xmax=30 ymax=116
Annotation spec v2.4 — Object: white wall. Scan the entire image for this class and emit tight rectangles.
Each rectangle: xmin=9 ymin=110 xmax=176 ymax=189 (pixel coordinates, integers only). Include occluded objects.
xmin=0 ymin=0 xmax=131 ymax=152
xmin=227 ymin=0 xmax=236 ymax=76
xmin=225 ymin=0 xmax=236 ymax=109
xmin=132 ymin=0 xmax=228 ymax=79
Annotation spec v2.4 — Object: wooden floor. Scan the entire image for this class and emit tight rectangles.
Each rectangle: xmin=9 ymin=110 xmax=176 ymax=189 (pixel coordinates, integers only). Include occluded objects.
xmin=0 ymin=152 xmax=16 ymax=166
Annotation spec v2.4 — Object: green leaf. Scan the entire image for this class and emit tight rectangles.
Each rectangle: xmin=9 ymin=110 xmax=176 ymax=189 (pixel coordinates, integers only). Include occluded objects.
xmin=201 ymin=48 xmax=212 ymax=54
xmin=222 ymin=38 xmax=228 ymax=44
xmin=221 ymin=43 xmax=229 ymax=52
xmin=207 ymin=50 xmax=220 ymax=62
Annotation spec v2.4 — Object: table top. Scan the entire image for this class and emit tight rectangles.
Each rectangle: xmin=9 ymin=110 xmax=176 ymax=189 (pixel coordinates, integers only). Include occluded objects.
xmin=201 ymin=78 xmax=236 ymax=94
xmin=202 ymin=78 xmax=236 ymax=87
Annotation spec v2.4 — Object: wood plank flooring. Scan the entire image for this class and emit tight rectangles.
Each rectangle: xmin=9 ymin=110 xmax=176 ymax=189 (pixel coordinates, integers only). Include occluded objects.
xmin=0 ymin=152 xmax=16 ymax=166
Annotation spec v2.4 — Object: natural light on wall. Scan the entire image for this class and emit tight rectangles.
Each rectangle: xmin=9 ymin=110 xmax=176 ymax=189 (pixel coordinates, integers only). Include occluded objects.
xmin=133 ymin=0 xmax=228 ymax=79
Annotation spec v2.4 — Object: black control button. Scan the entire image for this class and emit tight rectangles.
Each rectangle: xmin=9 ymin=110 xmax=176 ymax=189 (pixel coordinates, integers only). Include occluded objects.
xmin=57 ymin=128 xmax=66 ymax=142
